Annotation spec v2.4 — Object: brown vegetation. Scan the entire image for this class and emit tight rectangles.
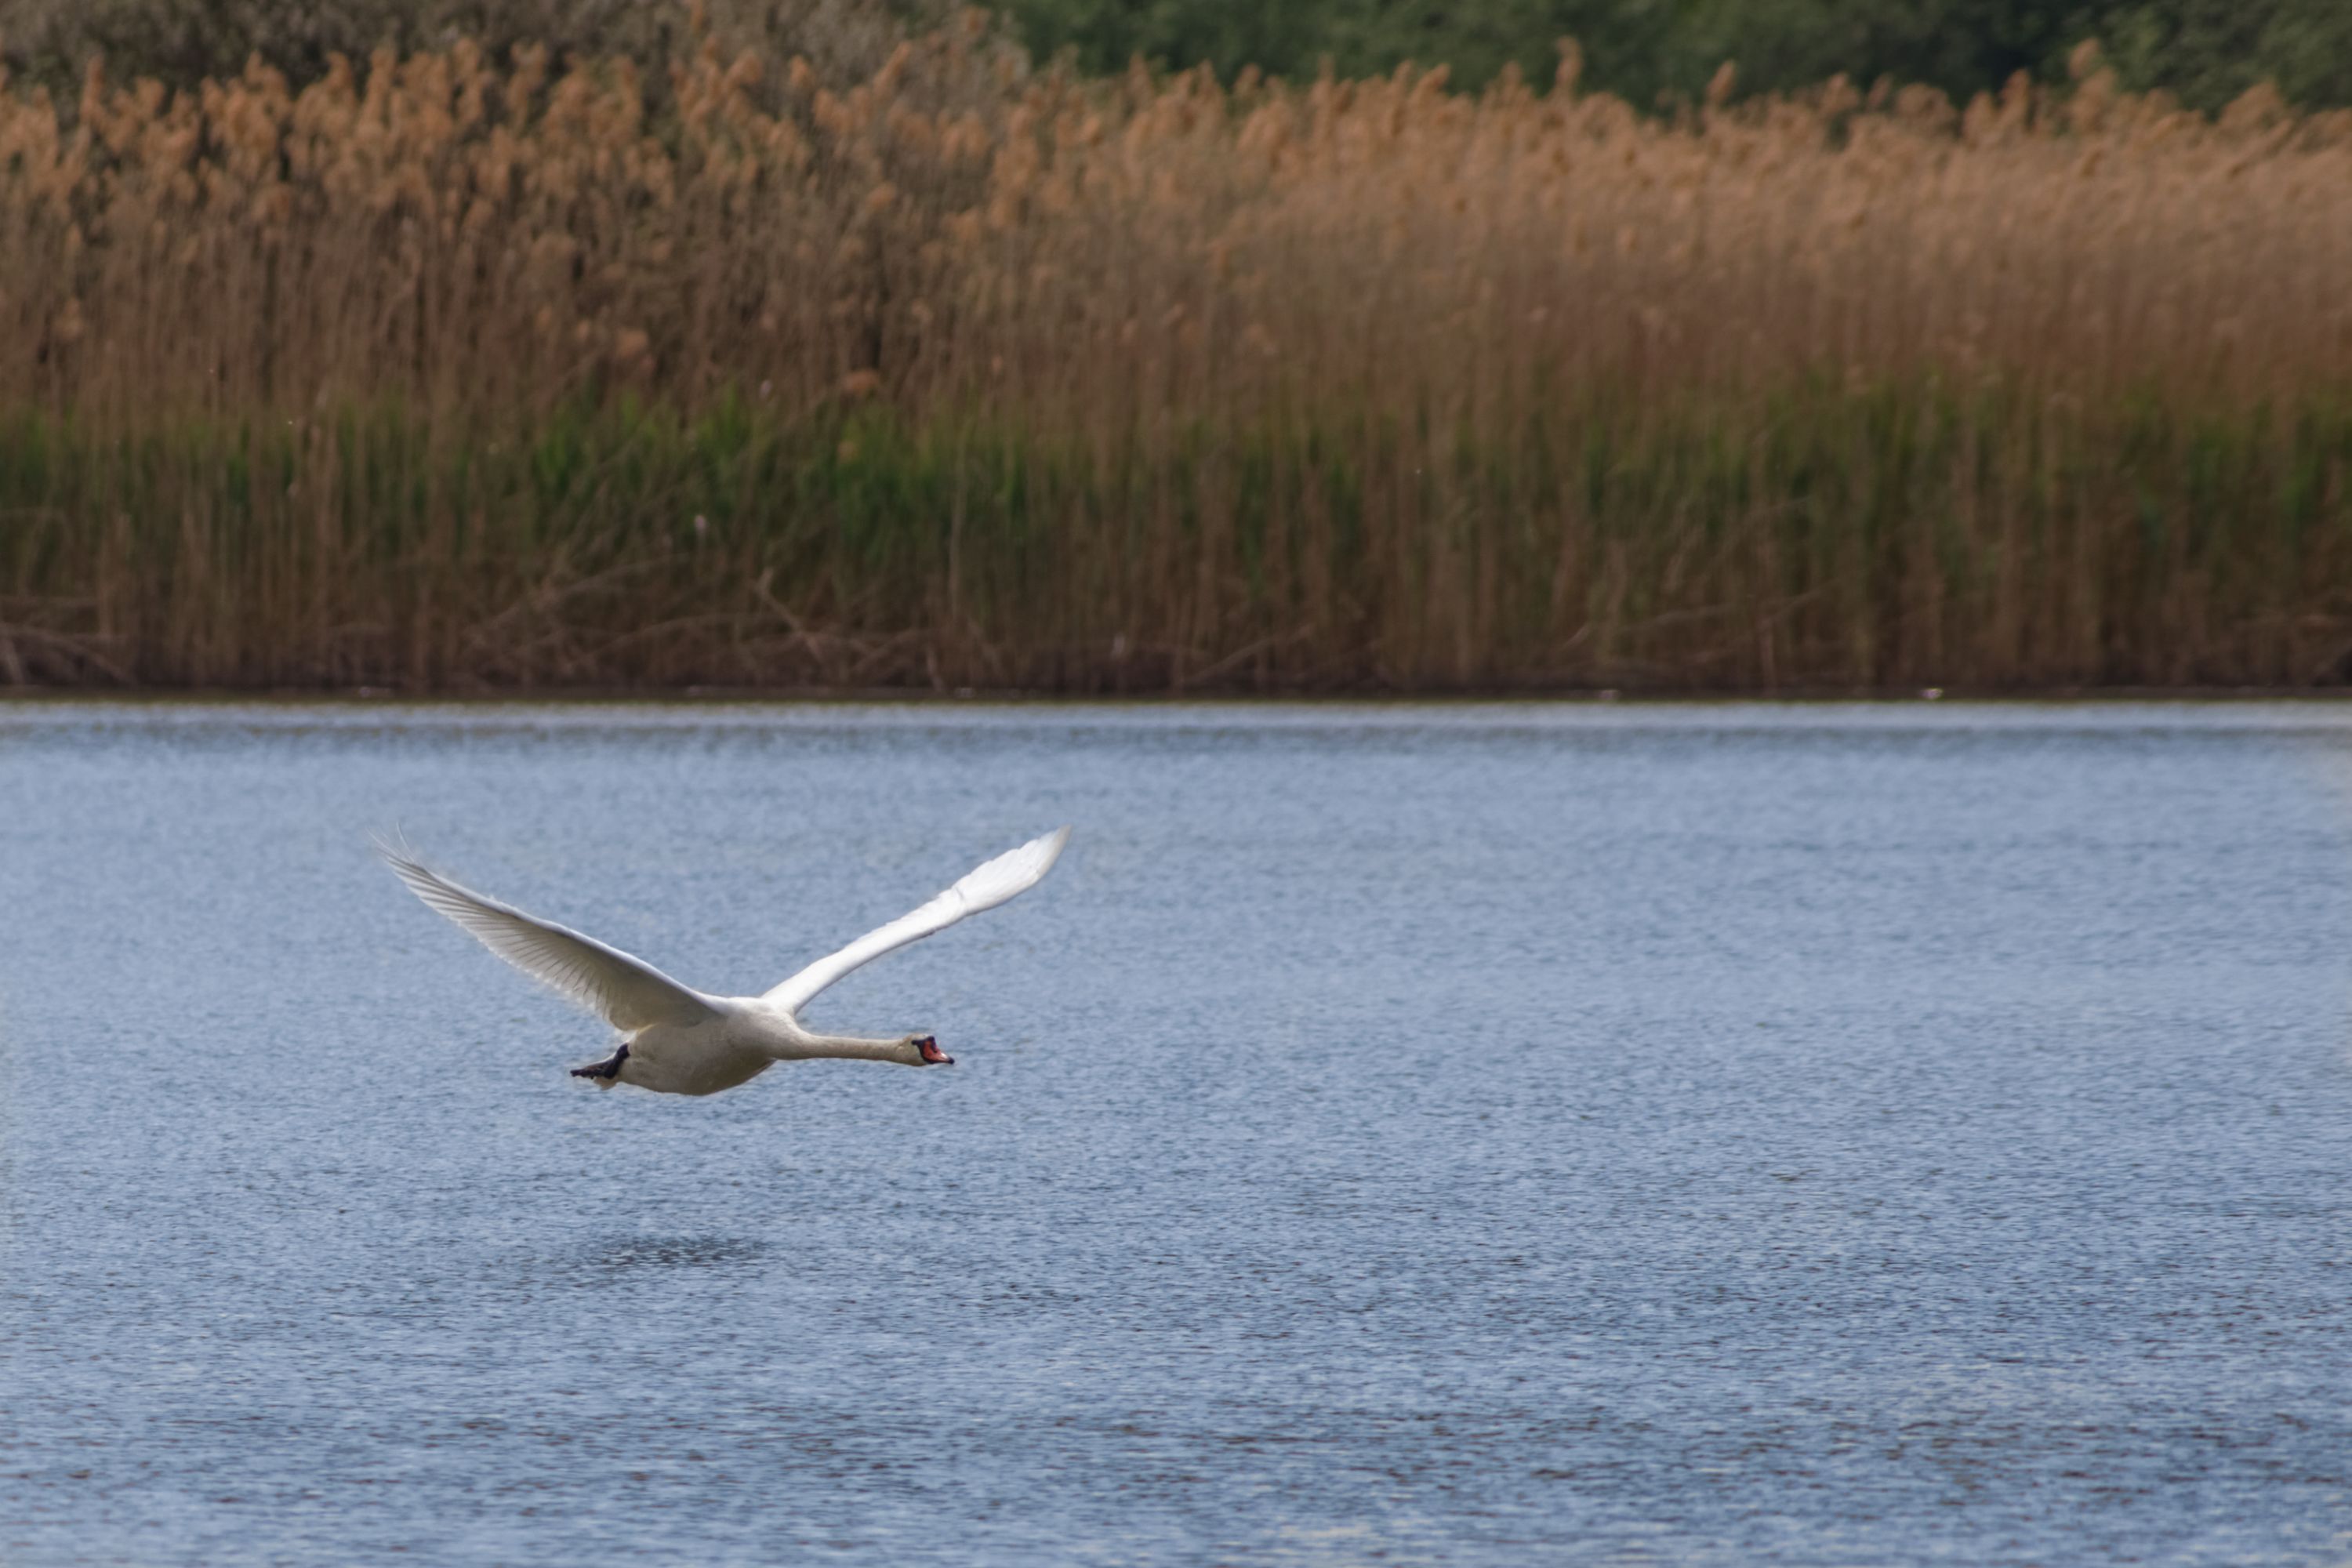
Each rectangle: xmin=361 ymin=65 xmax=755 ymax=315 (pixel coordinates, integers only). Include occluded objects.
xmin=4 ymin=24 xmax=2352 ymax=690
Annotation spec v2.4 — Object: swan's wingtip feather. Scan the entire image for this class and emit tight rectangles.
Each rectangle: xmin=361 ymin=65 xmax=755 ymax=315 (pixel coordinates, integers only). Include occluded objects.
xmin=1013 ymin=824 xmax=1072 ymax=881
xmin=376 ymin=847 xmax=441 ymax=896
xmin=372 ymin=827 xmax=434 ymax=880
xmin=375 ymin=838 xmax=490 ymax=916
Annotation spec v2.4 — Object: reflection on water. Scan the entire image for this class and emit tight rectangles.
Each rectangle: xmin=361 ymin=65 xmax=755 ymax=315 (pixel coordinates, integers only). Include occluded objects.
xmin=4 ymin=701 xmax=2352 ymax=1566
xmin=515 ymin=1236 xmax=772 ymax=1290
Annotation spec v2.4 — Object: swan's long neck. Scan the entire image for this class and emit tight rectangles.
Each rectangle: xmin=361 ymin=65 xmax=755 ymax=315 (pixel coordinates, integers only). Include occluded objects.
xmin=793 ymin=1032 xmax=915 ymax=1065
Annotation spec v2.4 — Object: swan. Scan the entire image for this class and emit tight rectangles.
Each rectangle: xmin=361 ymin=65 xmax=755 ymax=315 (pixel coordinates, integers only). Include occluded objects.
xmin=380 ymin=827 xmax=1070 ymax=1096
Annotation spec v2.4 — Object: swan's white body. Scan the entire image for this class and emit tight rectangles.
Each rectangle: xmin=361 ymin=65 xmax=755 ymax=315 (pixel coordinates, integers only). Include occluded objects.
xmin=381 ymin=828 xmax=1069 ymax=1096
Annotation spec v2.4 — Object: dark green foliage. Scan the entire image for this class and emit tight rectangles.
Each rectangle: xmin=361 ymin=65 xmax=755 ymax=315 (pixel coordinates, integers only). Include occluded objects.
xmin=2 ymin=0 xmax=960 ymax=108
xmin=1675 ymin=0 xmax=2084 ymax=102
xmin=1004 ymin=0 xmax=2352 ymax=109
xmin=2093 ymin=0 xmax=2352 ymax=111
xmin=999 ymin=0 xmax=1690 ymax=102
xmin=9 ymin=0 xmax=2343 ymax=111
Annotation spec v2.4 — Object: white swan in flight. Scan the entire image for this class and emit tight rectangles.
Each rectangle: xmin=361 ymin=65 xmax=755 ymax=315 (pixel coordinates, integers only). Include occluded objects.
xmin=381 ymin=828 xmax=1070 ymax=1096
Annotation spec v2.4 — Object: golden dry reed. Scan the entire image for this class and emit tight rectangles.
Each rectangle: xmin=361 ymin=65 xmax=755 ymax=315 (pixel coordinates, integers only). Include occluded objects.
xmin=5 ymin=20 xmax=2352 ymax=691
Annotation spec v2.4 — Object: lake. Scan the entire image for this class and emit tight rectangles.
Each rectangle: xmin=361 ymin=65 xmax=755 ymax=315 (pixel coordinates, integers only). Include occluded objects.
xmin=3 ymin=700 xmax=2350 ymax=1565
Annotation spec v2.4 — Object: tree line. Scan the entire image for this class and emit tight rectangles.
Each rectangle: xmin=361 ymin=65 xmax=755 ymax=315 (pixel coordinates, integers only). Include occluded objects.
xmin=6 ymin=0 xmax=2349 ymax=112
xmin=1007 ymin=0 xmax=2352 ymax=110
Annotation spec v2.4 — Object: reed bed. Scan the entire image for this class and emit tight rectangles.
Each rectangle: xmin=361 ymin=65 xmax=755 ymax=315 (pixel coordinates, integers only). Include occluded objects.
xmin=5 ymin=24 xmax=2352 ymax=691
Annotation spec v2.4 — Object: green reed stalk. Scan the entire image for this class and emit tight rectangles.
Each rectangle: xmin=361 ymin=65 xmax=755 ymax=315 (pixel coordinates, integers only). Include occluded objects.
xmin=5 ymin=379 xmax=2350 ymax=691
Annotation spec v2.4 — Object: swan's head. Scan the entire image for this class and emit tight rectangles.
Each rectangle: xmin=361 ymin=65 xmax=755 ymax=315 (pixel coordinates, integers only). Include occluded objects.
xmin=907 ymin=1033 xmax=954 ymax=1067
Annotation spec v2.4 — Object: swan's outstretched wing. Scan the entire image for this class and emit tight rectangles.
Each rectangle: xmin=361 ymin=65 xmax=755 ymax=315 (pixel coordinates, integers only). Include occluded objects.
xmin=380 ymin=844 xmax=720 ymax=1031
xmin=763 ymin=827 xmax=1070 ymax=1014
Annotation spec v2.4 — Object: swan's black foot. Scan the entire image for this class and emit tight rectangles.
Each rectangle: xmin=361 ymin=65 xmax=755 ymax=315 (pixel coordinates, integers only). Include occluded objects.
xmin=570 ymin=1042 xmax=630 ymax=1083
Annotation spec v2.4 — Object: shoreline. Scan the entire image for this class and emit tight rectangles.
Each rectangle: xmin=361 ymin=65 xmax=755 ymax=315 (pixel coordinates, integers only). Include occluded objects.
xmin=8 ymin=683 xmax=2352 ymax=706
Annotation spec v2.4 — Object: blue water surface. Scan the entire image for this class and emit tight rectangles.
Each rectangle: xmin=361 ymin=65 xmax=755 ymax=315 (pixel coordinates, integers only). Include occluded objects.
xmin=2 ymin=700 xmax=2350 ymax=1565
